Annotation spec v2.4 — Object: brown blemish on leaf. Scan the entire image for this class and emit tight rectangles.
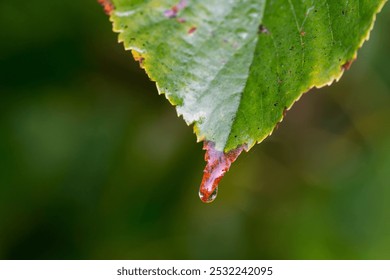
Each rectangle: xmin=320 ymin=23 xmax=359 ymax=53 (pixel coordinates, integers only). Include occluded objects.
xmin=282 ymin=107 xmax=288 ymax=118
xmin=199 ymin=141 xmax=245 ymax=203
xmin=300 ymin=30 xmax=306 ymax=36
xmin=164 ymin=0 xmax=187 ymax=18
xmin=275 ymin=107 xmax=288 ymax=130
xmin=97 ymin=0 xmax=115 ymax=15
xmin=137 ymin=57 xmax=145 ymax=68
xmin=342 ymin=58 xmax=355 ymax=70
xmin=176 ymin=17 xmax=186 ymax=23
xmin=188 ymin=26 xmax=197 ymax=34
xmin=131 ymin=50 xmax=145 ymax=68
xmin=258 ymin=24 xmax=269 ymax=34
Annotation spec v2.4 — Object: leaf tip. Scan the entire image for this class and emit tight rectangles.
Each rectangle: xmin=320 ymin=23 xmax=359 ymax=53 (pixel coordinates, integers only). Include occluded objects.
xmin=198 ymin=141 xmax=245 ymax=203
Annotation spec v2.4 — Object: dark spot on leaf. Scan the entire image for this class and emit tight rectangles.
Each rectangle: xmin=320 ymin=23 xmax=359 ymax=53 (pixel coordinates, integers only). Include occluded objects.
xmin=134 ymin=56 xmax=145 ymax=68
xmin=164 ymin=0 xmax=187 ymax=18
xmin=188 ymin=26 xmax=197 ymax=34
xmin=258 ymin=24 xmax=269 ymax=34
xmin=164 ymin=6 xmax=178 ymax=18
xmin=342 ymin=59 xmax=355 ymax=71
xmin=97 ymin=0 xmax=115 ymax=15
xmin=275 ymin=107 xmax=288 ymax=130
xmin=300 ymin=30 xmax=306 ymax=36
xmin=282 ymin=107 xmax=288 ymax=118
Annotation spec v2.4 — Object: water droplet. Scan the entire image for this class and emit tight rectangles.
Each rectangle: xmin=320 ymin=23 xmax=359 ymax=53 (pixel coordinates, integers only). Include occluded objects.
xmin=198 ymin=141 xmax=246 ymax=204
xmin=199 ymin=187 xmax=218 ymax=203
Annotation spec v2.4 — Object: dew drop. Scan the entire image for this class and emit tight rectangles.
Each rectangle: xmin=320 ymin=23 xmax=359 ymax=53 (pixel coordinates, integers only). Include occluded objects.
xmin=199 ymin=187 xmax=218 ymax=203
xmin=198 ymin=141 xmax=246 ymax=204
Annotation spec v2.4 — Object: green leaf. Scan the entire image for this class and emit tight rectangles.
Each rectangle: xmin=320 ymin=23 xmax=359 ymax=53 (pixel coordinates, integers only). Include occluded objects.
xmin=101 ymin=0 xmax=386 ymax=202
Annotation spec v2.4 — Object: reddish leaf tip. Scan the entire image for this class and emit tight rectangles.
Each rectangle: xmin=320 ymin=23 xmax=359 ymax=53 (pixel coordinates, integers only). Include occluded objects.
xmin=199 ymin=141 xmax=245 ymax=203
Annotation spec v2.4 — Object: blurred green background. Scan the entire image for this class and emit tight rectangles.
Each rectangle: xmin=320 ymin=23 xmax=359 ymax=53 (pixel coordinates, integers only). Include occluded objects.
xmin=0 ymin=1 xmax=389 ymax=259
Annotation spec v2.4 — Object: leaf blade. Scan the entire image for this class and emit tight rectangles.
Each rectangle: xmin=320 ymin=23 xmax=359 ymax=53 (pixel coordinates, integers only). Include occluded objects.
xmin=104 ymin=0 xmax=387 ymax=202
xmin=109 ymin=0 xmax=386 ymax=152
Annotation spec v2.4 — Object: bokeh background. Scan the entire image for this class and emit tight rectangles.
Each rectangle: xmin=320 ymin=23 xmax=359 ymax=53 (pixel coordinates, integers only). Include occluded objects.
xmin=0 ymin=1 xmax=389 ymax=259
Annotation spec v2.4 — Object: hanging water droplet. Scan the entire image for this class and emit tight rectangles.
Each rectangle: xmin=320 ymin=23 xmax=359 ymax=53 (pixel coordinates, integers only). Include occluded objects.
xmin=199 ymin=187 xmax=218 ymax=203
xmin=197 ymin=141 xmax=246 ymax=204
